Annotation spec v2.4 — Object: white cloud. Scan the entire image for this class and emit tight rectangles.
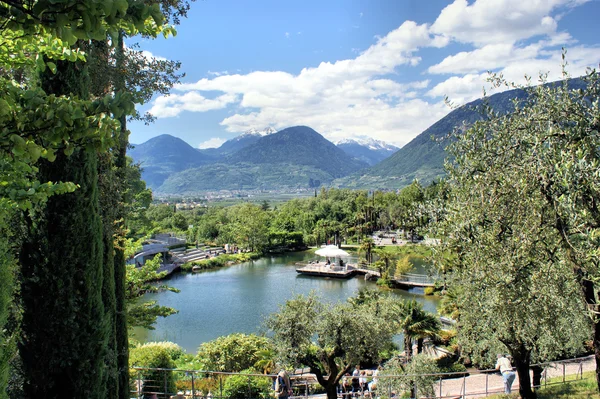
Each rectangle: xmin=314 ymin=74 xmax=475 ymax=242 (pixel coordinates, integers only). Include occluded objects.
xmin=198 ymin=137 xmax=227 ymax=149
xmin=146 ymin=0 xmax=597 ymax=146
xmin=149 ymin=93 xmax=238 ymax=118
xmin=140 ymin=50 xmax=167 ymax=62
xmin=428 ymin=45 xmax=600 ymax=104
xmin=148 ymin=21 xmax=448 ymax=145
xmin=208 ymin=70 xmax=229 ymax=77
xmin=428 ymin=43 xmax=543 ymax=74
xmin=285 ymin=32 xmax=290 ymax=39
xmin=431 ymin=0 xmax=587 ymax=46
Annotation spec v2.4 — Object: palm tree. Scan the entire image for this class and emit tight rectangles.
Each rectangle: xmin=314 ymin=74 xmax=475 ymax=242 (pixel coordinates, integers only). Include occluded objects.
xmin=394 ymin=300 xmax=441 ymax=361
xmin=254 ymin=348 xmax=277 ymax=374
xmin=358 ymin=237 xmax=375 ymax=265
xmin=374 ymin=248 xmax=396 ymax=275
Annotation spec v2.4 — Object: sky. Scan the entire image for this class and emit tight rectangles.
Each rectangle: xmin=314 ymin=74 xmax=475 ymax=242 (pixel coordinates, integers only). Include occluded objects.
xmin=129 ymin=0 xmax=600 ymax=149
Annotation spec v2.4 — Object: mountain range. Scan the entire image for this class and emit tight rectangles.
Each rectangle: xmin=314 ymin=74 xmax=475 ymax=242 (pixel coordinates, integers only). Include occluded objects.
xmin=129 ymin=77 xmax=586 ymax=194
xmin=130 ymin=126 xmax=380 ymax=192
xmin=335 ymin=77 xmax=586 ymax=189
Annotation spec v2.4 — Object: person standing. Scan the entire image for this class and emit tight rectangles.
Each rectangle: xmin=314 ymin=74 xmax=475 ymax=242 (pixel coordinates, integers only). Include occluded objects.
xmin=273 ymin=369 xmax=292 ymax=399
xmin=495 ymin=354 xmax=516 ymax=394
xmin=352 ymin=365 xmax=361 ymax=395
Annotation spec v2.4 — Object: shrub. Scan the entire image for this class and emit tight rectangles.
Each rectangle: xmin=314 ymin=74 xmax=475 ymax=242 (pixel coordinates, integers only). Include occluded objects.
xmin=130 ymin=342 xmax=180 ymax=398
xmin=195 ymin=333 xmax=273 ymax=372
xmin=423 ymin=286 xmax=435 ymax=295
xmin=222 ymin=370 xmax=272 ymax=399
xmin=379 ymin=355 xmax=441 ymax=398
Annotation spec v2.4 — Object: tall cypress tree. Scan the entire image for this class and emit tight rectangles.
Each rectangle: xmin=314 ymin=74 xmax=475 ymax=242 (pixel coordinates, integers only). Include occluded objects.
xmin=19 ymin=57 xmax=109 ymax=398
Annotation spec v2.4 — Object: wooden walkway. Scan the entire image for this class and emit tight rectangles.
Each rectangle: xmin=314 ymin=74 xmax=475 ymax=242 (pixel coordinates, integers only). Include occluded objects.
xmin=395 ymin=273 xmax=435 ymax=288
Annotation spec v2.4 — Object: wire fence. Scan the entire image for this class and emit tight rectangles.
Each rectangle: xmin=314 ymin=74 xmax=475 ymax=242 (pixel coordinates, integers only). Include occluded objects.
xmin=130 ymin=355 xmax=596 ymax=399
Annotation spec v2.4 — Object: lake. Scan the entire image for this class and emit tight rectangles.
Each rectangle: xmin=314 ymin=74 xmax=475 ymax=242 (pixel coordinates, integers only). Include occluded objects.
xmin=135 ymin=251 xmax=440 ymax=353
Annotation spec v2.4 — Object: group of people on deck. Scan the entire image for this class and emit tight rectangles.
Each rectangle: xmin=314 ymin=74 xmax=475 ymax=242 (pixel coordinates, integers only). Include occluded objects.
xmin=340 ymin=365 xmax=381 ymax=398
xmin=325 ymin=258 xmax=344 ymax=267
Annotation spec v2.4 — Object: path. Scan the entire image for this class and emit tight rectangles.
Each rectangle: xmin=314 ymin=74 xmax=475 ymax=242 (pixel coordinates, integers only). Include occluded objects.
xmin=432 ymin=355 xmax=595 ymax=398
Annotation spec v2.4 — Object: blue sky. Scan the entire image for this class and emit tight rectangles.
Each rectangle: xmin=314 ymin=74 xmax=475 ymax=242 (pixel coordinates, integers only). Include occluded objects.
xmin=129 ymin=0 xmax=600 ymax=148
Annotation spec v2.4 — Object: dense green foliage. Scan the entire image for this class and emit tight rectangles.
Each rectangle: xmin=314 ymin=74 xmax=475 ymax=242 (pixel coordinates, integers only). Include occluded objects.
xmin=434 ymin=65 xmax=599 ymax=398
xmin=19 ymin=145 xmax=108 ymax=397
xmin=266 ymin=293 xmax=395 ymax=399
xmin=222 ymin=370 xmax=272 ymax=399
xmin=0 ymin=0 xmax=188 ymax=396
xmin=379 ymin=355 xmax=441 ymax=398
xmin=130 ymin=342 xmax=180 ymax=397
xmin=194 ymin=333 xmax=272 ymax=372
xmin=126 ymin=254 xmax=179 ymax=330
xmin=153 ymin=184 xmax=441 ymax=256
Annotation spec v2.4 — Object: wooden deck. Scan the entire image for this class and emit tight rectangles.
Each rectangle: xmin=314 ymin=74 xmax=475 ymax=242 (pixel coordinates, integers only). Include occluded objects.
xmin=296 ymin=264 xmax=434 ymax=288
xmin=295 ymin=263 xmax=381 ymax=279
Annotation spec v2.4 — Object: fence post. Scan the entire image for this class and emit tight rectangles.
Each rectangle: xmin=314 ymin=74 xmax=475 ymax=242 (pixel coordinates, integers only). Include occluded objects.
xmin=220 ymin=374 xmax=223 ymax=399
xmin=137 ymin=370 xmax=142 ymax=398
xmin=563 ymin=363 xmax=566 ymax=383
xmin=462 ymin=373 xmax=466 ymax=399
xmin=439 ymin=377 xmax=442 ymax=398
xmin=485 ymin=372 xmax=488 ymax=396
xmin=164 ymin=369 xmax=168 ymax=397
xmin=414 ymin=379 xmax=418 ymax=399
xmin=305 ymin=380 xmax=308 ymax=398
xmin=248 ymin=375 xmax=252 ymax=399
xmin=192 ymin=372 xmax=196 ymax=399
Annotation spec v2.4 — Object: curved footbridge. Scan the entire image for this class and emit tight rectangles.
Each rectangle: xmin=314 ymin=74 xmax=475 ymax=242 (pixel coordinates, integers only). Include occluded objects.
xmin=295 ymin=263 xmax=435 ymax=288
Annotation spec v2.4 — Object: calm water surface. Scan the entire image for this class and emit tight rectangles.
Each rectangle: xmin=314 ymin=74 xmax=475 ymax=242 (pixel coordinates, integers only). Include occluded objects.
xmin=137 ymin=251 xmax=439 ymax=352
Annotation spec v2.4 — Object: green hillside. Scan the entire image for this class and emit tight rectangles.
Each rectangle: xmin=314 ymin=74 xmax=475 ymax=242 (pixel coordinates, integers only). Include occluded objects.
xmin=157 ymin=162 xmax=334 ymax=194
xmin=128 ymin=134 xmax=211 ymax=188
xmin=230 ymin=126 xmax=368 ymax=177
xmin=338 ymin=77 xmax=585 ymax=189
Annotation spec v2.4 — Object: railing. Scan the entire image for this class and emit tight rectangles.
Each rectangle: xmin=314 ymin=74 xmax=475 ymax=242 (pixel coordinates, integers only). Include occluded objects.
xmin=130 ymin=355 xmax=595 ymax=399
xmin=395 ymin=273 xmax=434 ymax=285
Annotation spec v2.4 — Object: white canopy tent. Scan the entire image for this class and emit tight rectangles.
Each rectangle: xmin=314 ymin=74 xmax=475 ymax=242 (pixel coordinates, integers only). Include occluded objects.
xmin=315 ymin=245 xmax=349 ymax=258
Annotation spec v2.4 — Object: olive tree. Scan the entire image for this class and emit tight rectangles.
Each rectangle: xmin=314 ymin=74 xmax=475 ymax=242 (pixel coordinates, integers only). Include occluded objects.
xmin=437 ymin=62 xmax=597 ymax=398
xmin=266 ymin=293 xmax=394 ymax=399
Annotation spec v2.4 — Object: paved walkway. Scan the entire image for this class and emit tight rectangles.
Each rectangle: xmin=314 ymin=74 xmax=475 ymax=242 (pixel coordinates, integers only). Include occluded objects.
xmin=291 ymin=356 xmax=595 ymax=399
xmin=432 ymin=356 xmax=595 ymax=398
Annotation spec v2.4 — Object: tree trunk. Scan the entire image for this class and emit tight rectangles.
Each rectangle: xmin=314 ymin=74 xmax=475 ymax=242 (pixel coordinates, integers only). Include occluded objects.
xmin=513 ymin=350 xmax=536 ymax=399
xmin=579 ymin=277 xmax=600 ymax=392
xmin=404 ymin=334 xmax=412 ymax=361
xmin=417 ymin=337 xmax=424 ymax=354
xmin=325 ymin=382 xmax=338 ymax=399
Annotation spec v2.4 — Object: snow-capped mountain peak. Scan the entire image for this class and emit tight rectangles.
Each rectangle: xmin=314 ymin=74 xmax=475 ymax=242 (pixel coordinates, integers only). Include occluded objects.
xmin=336 ymin=137 xmax=398 ymax=151
xmin=239 ymin=127 xmax=277 ymax=138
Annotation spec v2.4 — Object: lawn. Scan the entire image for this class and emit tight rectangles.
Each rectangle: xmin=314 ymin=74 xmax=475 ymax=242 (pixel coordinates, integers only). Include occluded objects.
xmin=488 ymin=372 xmax=600 ymax=399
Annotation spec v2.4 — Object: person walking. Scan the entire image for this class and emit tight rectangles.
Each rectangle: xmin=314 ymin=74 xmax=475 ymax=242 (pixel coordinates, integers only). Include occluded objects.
xmin=495 ymin=354 xmax=516 ymax=394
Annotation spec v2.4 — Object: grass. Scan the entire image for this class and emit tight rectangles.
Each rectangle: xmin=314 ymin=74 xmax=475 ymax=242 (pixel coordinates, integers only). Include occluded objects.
xmin=487 ymin=371 xmax=600 ymax=399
